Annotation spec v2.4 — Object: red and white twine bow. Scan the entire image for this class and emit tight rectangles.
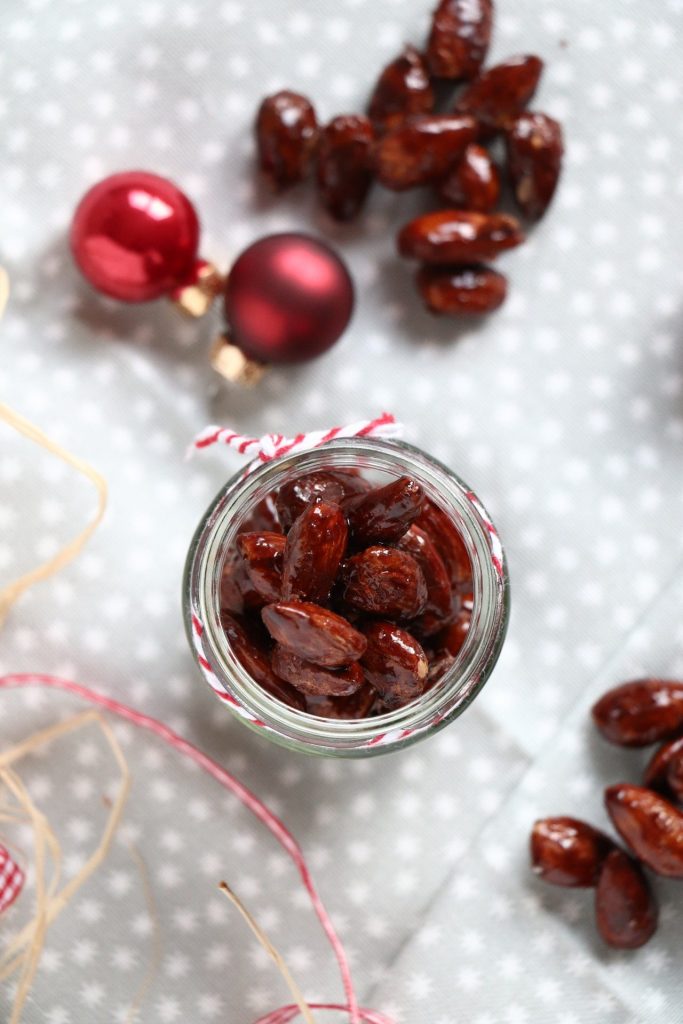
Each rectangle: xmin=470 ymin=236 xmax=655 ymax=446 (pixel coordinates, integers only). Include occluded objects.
xmin=192 ymin=412 xmax=402 ymax=463
xmin=0 ymin=844 xmax=24 ymax=915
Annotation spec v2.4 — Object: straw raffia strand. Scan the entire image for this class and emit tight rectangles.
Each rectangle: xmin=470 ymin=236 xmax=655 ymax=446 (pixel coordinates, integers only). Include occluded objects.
xmin=0 ymin=267 xmax=108 ymax=627
xmin=0 ymin=711 xmax=130 ymax=1023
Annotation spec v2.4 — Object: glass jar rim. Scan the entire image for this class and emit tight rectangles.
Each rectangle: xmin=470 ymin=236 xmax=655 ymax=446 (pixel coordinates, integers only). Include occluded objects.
xmin=183 ymin=437 xmax=509 ymax=756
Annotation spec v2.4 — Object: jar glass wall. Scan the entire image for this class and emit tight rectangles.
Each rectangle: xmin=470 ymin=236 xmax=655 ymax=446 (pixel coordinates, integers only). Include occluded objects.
xmin=183 ymin=437 xmax=509 ymax=757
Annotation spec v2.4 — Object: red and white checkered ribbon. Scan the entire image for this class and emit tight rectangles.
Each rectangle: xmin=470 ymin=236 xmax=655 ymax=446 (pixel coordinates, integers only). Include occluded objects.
xmin=192 ymin=412 xmax=402 ymax=464
xmin=0 ymin=843 xmax=25 ymax=914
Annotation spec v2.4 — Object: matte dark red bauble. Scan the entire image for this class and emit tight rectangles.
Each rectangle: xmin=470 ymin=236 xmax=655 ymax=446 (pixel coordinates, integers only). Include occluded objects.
xmin=70 ymin=171 xmax=200 ymax=302
xmin=224 ymin=233 xmax=354 ymax=364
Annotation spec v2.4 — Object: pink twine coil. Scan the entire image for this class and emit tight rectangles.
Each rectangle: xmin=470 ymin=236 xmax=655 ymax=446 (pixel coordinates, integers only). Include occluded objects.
xmin=0 ymin=674 xmax=393 ymax=1024
xmin=0 ymin=418 xmax=407 ymax=1019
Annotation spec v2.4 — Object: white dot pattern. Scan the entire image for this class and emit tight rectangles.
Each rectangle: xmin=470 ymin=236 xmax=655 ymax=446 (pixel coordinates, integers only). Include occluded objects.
xmin=1 ymin=0 xmax=682 ymax=1020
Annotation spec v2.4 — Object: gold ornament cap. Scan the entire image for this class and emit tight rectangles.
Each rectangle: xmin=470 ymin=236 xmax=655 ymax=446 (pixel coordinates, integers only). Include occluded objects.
xmin=209 ymin=333 xmax=267 ymax=387
xmin=172 ymin=260 xmax=224 ymax=318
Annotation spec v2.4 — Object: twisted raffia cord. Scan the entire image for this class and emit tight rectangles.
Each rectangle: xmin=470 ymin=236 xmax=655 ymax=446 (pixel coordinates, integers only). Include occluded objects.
xmin=0 ymin=675 xmax=384 ymax=1024
xmin=0 ymin=710 xmax=130 ymax=1024
xmin=0 ymin=768 xmax=60 ymax=1024
xmin=218 ymin=889 xmax=394 ymax=1024
xmin=0 ymin=267 xmax=108 ymax=626
xmin=125 ymin=843 xmax=162 ymax=1024
xmin=219 ymin=882 xmax=316 ymax=1024
xmin=0 ymin=266 xmax=390 ymax=1024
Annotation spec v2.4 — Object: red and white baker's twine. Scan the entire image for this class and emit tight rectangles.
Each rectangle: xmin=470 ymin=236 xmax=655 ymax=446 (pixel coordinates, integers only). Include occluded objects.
xmin=192 ymin=611 xmax=265 ymax=726
xmin=465 ymin=490 xmax=505 ymax=581
xmin=0 ymin=844 xmax=25 ymax=915
xmin=191 ymin=412 xmax=402 ymax=463
xmin=0 ymin=674 xmax=392 ymax=1024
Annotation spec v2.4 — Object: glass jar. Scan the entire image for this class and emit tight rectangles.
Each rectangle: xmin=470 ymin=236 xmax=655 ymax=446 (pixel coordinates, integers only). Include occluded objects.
xmin=183 ymin=437 xmax=509 ymax=757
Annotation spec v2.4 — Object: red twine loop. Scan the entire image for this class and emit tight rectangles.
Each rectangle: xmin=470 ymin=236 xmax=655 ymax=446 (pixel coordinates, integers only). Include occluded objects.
xmin=255 ymin=1005 xmax=394 ymax=1024
xmin=0 ymin=674 xmax=393 ymax=1024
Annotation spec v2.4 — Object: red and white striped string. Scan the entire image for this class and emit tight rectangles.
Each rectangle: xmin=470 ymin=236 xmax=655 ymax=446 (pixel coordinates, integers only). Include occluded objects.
xmin=190 ymin=611 xmax=267 ymax=726
xmin=465 ymin=490 xmax=505 ymax=581
xmin=0 ymin=673 xmax=393 ymax=1024
xmin=191 ymin=412 xmax=402 ymax=465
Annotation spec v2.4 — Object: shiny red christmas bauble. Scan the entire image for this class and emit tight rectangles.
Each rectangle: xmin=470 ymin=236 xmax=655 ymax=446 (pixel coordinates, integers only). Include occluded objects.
xmin=224 ymin=233 xmax=354 ymax=364
xmin=70 ymin=171 xmax=200 ymax=302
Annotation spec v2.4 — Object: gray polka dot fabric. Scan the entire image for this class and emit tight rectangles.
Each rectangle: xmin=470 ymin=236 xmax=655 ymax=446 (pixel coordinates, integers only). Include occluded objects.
xmin=1 ymin=0 xmax=683 ymax=1020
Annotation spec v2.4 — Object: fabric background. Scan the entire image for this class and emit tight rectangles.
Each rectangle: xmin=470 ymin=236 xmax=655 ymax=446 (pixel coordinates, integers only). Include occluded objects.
xmin=1 ymin=0 xmax=683 ymax=1020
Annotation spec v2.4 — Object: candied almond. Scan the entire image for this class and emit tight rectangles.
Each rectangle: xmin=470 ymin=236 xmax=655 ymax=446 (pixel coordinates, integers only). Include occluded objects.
xmin=592 ymin=680 xmax=683 ymax=747
xmin=416 ymin=264 xmax=507 ymax=315
xmin=376 ymin=115 xmax=477 ymax=191
xmin=262 ymin=600 xmax=367 ymax=668
xmin=255 ymin=90 xmax=319 ymax=190
xmin=316 ymin=114 xmax=375 ymax=221
xmin=343 ymin=546 xmax=428 ymax=620
xmin=398 ymin=210 xmax=524 ymax=263
xmin=426 ymin=0 xmax=493 ymax=80
xmin=282 ymin=501 xmax=348 ymax=603
xmin=530 ymin=817 xmax=615 ymax=887
xmin=367 ymin=45 xmax=435 ymax=134
xmin=505 ymin=111 xmax=563 ymax=220
xmin=272 ymin=645 xmax=364 ymax=697
xmin=595 ymin=849 xmax=658 ymax=950
xmin=361 ymin=621 xmax=429 ymax=706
